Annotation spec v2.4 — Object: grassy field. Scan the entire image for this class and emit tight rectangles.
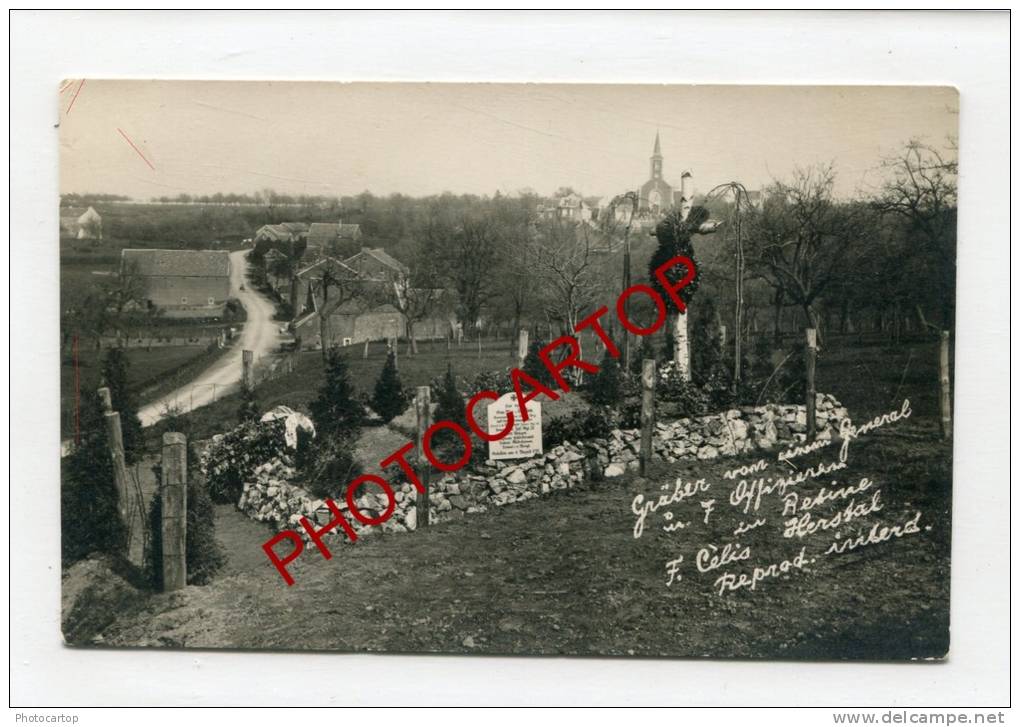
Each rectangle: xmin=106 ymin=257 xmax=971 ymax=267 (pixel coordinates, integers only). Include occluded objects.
xmin=155 ymin=337 xmax=533 ymax=442
xmin=60 ymin=345 xmax=217 ymax=438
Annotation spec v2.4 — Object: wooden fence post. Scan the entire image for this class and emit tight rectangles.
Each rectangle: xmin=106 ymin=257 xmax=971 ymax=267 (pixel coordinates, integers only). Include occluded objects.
xmin=97 ymin=387 xmax=131 ymax=531
xmin=414 ymin=386 xmax=431 ymax=530
xmin=805 ymin=328 xmax=817 ymax=439
xmin=517 ymin=329 xmax=529 ymax=369
xmin=640 ymin=359 xmax=656 ymax=476
xmin=242 ymin=349 xmax=254 ymax=390
xmin=161 ymin=432 xmax=188 ymax=591
xmin=939 ymin=330 xmax=952 ymax=439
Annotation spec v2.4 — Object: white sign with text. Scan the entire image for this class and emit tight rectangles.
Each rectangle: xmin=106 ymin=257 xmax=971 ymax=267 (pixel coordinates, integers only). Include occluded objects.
xmin=487 ymin=392 xmax=542 ymax=460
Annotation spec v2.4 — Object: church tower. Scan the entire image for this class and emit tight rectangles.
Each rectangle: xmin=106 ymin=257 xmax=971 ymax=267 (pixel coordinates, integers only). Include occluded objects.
xmin=650 ymin=131 xmax=663 ymax=180
xmin=639 ymin=131 xmax=673 ymax=214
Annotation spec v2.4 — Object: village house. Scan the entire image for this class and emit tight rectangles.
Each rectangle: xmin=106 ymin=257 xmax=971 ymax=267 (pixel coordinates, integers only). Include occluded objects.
xmin=293 ymin=299 xmax=403 ymax=349
xmin=290 ymin=256 xmax=362 ymax=318
xmin=286 ymin=247 xmax=451 ymax=349
xmin=60 ymin=205 xmax=103 ymax=240
xmin=293 ymin=298 xmax=453 ymax=350
xmin=253 ymin=222 xmax=308 ymax=260
xmin=539 ymin=193 xmax=596 ymax=223
xmin=342 ymin=246 xmax=410 ymax=281
xmin=305 ymin=220 xmax=362 ymax=259
xmin=121 ymin=248 xmax=232 ymax=319
xmin=254 ymin=222 xmax=308 ymax=244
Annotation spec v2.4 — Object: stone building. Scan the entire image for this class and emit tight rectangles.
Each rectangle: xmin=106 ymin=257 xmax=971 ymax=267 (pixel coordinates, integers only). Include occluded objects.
xmin=121 ymin=248 xmax=232 ymax=319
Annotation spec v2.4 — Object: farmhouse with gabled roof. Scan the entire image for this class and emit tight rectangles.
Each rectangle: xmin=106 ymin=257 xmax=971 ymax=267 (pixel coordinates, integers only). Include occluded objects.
xmin=121 ymin=248 xmax=232 ymax=319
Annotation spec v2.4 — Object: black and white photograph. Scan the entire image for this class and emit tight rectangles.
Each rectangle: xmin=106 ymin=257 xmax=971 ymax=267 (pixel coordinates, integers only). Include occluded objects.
xmin=57 ymin=81 xmax=958 ymax=659
xmin=10 ymin=8 xmax=1011 ymax=712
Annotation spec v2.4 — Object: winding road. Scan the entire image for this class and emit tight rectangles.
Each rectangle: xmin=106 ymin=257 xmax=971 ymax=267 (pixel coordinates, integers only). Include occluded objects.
xmin=136 ymin=249 xmax=282 ymax=427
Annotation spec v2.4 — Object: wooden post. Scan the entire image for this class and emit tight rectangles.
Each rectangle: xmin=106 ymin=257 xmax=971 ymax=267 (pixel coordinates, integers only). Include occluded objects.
xmin=414 ymin=386 xmax=431 ymax=530
xmin=805 ymin=328 xmax=817 ymax=439
xmin=363 ymin=339 xmax=370 ymax=359
xmin=939 ymin=330 xmax=952 ymax=439
xmin=97 ymin=387 xmax=131 ymax=530
xmin=639 ymin=359 xmax=656 ymax=476
xmin=160 ymin=432 xmax=188 ymax=591
xmin=517 ymin=329 xmax=529 ymax=369
xmin=242 ymin=349 xmax=254 ymax=390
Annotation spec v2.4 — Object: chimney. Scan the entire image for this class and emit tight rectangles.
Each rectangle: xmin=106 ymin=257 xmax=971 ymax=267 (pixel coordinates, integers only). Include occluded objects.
xmin=679 ymin=171 xmax=693 ymax=221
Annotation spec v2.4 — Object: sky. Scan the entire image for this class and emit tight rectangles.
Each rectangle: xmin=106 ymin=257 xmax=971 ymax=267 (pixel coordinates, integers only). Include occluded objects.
xmin=59 ymin=81 xmax=958 ymax=201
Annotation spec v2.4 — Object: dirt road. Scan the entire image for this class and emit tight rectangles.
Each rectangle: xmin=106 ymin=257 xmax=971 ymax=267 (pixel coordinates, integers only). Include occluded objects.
xmin=137 ymin=249 xmax=281 ymax=427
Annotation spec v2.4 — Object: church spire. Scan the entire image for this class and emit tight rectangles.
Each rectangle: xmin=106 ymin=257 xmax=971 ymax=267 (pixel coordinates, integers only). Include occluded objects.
xmin=650 ymin=132 xmax=663 ymax=180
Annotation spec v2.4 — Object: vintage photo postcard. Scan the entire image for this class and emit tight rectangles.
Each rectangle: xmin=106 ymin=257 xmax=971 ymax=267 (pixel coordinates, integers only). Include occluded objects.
xmin=60 ymin=81 xmax=956 ymax=659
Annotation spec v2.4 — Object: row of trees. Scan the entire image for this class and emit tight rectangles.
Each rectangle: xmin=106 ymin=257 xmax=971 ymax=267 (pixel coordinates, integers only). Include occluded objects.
xmin=373 ymin=140 xmax=956 ymax=368
xmin=698 ymin=140 xmax=957 ymax=356
xmin=66 ymin=139 xmax=957 ymax=368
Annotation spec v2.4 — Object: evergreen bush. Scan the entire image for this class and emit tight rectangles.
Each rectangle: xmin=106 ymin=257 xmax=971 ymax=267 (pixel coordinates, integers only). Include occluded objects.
xmin=631 ymin=335 xmax=659 ymax=375
xmin=471 ymin=367 xmax=511 ymax=395
xmin=433 ymin=364 xmax=466 ymax=426
xmin=522 ymin=339 xmax=556 ymax=388
xmin=656 ymin=361 xmax=710 ymax=417
xmin=61 ymin=390 xmax=128 ymax=564
xmin=237 ymin=382 xmax=260 ymax=424
xmin=588 ymin=349 xmax=623 ymax=406
xmin=309 ymin=346 xmax=364 ymax=438
xmin=430 ymin=364 xmax=470 ymax=458
xmin=544 ymin=405 xmax=614 ymax=448
xmin=371 ymin=351 xmax=409 ymax=422
xmin=303 ymin=435 xmax=362 ymax=500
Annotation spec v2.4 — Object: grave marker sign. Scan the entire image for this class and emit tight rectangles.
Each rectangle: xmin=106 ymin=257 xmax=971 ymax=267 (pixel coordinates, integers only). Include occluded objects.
xmin=487 ymin=392 xmax=542 ymax=460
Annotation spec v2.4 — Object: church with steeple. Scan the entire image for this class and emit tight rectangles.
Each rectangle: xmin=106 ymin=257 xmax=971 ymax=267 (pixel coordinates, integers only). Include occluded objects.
xmin=637 ymin=132 xmax=692 ymax=216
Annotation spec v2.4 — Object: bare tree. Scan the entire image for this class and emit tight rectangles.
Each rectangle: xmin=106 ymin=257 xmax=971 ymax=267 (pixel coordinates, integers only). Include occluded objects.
xmin=528 ymin=217 xmax=610 ymax=374
xmin=492 ymin=195 xmax=540 ymax=355
xmin=391 ymin=247 xmax=447 ymax=356
xmin=307 ymin=258 xmax=367 ymax=359
xmin=744 ymin=165 xmax=870 ymax=343
xmin=876 ymin=139 xmax=958 ymax=329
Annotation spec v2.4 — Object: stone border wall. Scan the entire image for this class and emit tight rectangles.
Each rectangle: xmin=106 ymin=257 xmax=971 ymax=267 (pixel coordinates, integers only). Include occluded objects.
xmin=238 ymin=393 xmax=849 ymax=542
